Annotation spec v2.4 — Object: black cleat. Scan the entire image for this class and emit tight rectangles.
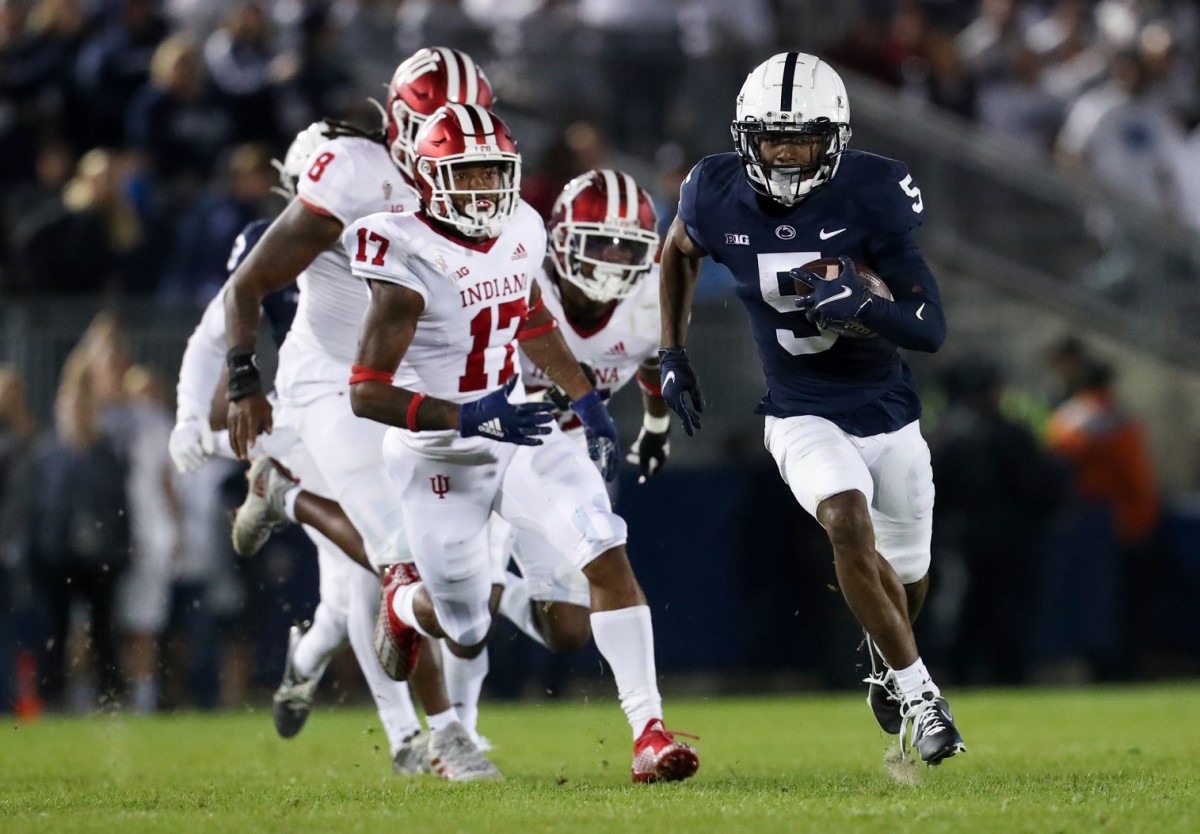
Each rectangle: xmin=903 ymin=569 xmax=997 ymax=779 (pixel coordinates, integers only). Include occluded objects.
xmin=272 ymin=623 xmax=326 ymax=739
xmin=862 ymin=634 xmax=903 ymax=735
xmin=902 ymin=694 xmax=966 ymax=766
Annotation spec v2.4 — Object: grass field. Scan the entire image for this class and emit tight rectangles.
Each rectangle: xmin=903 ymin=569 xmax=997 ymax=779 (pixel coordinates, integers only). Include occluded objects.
xmin=3 ymin=683 xmax=1199 ymax=834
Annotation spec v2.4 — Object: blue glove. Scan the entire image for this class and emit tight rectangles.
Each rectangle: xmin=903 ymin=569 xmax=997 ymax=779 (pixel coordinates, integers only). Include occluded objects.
xmin=459 ymin=376 xmax=555 ymax=445
xmin=658 ymin=347 xmax=705 ymax=436
xmin=793 ymin=256 xmax=874 ymax=330
xmin=570 ymin=389 xmax=619 ymax=481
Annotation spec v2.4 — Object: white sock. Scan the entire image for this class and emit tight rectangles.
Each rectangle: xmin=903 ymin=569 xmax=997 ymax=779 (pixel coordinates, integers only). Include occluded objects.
xmin=345 ymin=566 xmax=422 ymax=753
xmin=440 ymin=642 xmax=488 ymax=741
xmin=293 ymin=602 xmax=346 ymax=680
xmin=894 ymin=657 xmax=939 ymax=703
xmin=426 ymin=707 xmax=460 ymax=733
xmin=282 ymin=486 xmax=302 ymax=523
xmin=590 ymin=605 xmax=662 ymax=739
xmin=390 ymin=581 xmax=436 ymax=639
xmin=498 ymin=572 xmax=549 ymax=649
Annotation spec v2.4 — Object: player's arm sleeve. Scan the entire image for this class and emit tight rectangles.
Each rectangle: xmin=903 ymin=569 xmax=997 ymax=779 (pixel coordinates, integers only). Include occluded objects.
xmin=676 ymin=162 xmax=710 ymax=256
xmin=176 ymin=290 xmax=230 ymax=422
xmin=858 ymin=231 xmax=945 ymax=353
xmin=341 ymin=218 xmax=428 ymax=306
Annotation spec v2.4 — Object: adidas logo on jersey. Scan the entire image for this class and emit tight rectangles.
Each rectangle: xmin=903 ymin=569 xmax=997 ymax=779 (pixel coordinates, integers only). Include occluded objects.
xmin=604 ymin=342 xmax=628 ymax=357
xmin=511 ymin=243 xmax=528 ymax=260
xmin=477 ymin=418 xmax=504 ymax=438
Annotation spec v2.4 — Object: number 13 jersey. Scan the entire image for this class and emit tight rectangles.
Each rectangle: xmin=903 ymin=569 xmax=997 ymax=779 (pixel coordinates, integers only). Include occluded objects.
xmin=343 ymin=201 xmax=547 ymax=404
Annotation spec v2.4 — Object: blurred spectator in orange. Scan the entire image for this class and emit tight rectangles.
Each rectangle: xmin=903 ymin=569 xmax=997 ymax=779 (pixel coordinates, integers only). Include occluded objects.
xmin=26 ymin=346 xmax=131 ymax=709
xmin=1046 ymin=359 xmax=1158 ymax=546
xmin=1046 ymin=356 xmax=1162 ymax=672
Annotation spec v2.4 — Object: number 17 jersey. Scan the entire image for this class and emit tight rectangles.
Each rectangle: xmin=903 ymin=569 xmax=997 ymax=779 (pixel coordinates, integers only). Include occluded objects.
xmin=343 ymin=201 xmax=546 ymax=404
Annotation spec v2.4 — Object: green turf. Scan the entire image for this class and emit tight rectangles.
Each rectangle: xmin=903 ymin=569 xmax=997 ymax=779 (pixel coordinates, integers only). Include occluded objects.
xmin=2 ymin=684 xmax=1198 ymax=833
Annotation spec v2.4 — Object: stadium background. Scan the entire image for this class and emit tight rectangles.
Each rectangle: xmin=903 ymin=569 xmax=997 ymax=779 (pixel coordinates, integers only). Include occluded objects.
xmin=2 ymin=0 xmax=1200 ymax=715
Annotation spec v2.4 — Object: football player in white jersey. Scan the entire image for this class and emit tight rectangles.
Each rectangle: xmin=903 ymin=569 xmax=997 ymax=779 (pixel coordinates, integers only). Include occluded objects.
xmin=169 ymin=120 xmax=446 ymax=775
xmin=223 ymin=48 xmax=502 ymax=781
xmin=344 ymin=104 xmax=700 ymax=784
xmin=492 ymin=168 xmax=670 ymax=657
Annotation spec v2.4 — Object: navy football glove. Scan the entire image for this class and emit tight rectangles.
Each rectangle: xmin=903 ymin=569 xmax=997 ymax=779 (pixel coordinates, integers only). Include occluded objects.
xmin=570 ymin=389 xmax=619 ymax=481
xmin=793 ymin=256 xmax=874 ymax=330
xmin=658 ymin=347 xmax=705 ymax=436
xmin=459 ymin=376 xmax=555 ymax=445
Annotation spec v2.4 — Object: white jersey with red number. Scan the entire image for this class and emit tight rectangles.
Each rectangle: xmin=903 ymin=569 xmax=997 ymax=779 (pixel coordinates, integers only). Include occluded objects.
xmin=343 ymin=200 xmax=547 ymax=405
xmin=286 ymin=136 xmax=419 ymax=366
xmin=522 ymin=263 xmax=660 ymax=432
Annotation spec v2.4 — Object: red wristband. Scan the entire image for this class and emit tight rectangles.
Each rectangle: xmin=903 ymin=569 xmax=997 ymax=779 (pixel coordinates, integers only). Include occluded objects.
xmin=636 ymin=369 xmax=662 ymax=397
xmin=349 ymin=365 xmax=395 ymax=385
xmin=518 ymin=318 xmax=559 ymax=341
xmin=406 ymin=393 xmax=428 ymax=431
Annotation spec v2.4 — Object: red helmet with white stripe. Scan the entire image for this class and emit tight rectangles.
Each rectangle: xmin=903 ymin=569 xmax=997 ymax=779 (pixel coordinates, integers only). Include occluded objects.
xmin=385 ymin=47 xmax=494 ymax=181
xmin=414 ymin=103 xmax=521 ymax=240
xmin=549 ymin=169 xmax=659 ymax=302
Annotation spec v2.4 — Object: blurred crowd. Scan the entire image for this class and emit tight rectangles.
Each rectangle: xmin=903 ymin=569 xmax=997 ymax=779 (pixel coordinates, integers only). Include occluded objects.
xmin=0 ymin=315 xmax=271 ymax=712
xmin=831 ymin=0 xmax=1200 ymax=229
xmin=6 ymin=0 xmax=1198 ymax=302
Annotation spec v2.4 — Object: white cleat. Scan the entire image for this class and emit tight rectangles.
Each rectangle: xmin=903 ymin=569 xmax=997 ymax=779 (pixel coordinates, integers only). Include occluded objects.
xmin=392 ymin=729 xmax=433 ymax=775
xmin=232 ymin=456 xmax=297 ymax=557
xmin=429 ymin=721 xmax=503 ymax=781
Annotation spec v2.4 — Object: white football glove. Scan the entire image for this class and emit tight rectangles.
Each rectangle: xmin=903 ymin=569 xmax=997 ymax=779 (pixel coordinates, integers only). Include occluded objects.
xmin=169 ymin=417 xmax=215 ymax=474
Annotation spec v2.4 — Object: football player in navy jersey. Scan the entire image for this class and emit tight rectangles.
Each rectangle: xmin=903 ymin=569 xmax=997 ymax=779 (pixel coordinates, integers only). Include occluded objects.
xmin=659 ymin=52 xmax=965 ymax=766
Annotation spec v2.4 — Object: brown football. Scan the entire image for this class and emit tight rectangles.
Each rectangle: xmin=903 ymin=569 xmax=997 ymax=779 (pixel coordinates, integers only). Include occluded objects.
xmin=794 ymin=258 xmax=893 ymax=339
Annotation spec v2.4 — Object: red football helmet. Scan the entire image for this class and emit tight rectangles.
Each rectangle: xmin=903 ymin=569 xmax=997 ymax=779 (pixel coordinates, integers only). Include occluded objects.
xmin=414 ymin=103 xmax=521 ymax=240
xmin=384 ymin=47 xmax=494 ymax=181
xmin=549 ymin=170 xmax=660 ymax=302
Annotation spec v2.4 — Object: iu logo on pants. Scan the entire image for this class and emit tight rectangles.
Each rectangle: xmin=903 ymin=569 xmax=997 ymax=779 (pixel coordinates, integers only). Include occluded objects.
xmin=430 ymin=475 xmax=450 ymax=499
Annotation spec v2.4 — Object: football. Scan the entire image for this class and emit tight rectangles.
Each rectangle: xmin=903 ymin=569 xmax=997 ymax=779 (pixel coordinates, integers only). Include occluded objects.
xmin=794 ymin=258 xmax=893 ymax=339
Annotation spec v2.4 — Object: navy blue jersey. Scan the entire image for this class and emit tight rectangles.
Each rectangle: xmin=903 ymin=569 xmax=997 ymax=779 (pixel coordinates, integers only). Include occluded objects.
xmin=678 ymin=150 xmax=944 ymax=436
xmin=226 ymin=218 xmax=299 ymax=348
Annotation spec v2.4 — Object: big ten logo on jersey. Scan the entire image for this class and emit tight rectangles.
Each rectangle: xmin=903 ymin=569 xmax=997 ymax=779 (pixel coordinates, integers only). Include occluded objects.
xmin=755 ymin=251 xmax=839 ymax=356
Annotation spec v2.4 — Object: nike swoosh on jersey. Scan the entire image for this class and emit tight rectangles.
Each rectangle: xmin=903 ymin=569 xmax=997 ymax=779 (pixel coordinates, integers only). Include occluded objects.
xmin=819 ymin=228 xmax=847 ymax=240
xmin=916 ymin=302 xmax=926 ymax=320
xmin=814 ymin=286 xmax=853 ymax=309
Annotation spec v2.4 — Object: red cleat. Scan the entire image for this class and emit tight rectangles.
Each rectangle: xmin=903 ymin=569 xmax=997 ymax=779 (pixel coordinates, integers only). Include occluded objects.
xmin=374 ymin=563 xmax=422 ymax=681
xmin=631 ymin=719 xmax=699 ymax=783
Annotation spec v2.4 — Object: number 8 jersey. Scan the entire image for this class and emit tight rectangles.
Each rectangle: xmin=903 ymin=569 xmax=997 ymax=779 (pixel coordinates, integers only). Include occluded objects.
xmin=343 ymin=200 xmax=547 ymax=404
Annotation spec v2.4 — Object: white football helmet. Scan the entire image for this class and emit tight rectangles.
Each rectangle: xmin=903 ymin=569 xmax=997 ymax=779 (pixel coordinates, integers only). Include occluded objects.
xmin=732 ymin=52 xmax=851 ymax=205
xmin=271 ymin=121 xmax=332 ymax=199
